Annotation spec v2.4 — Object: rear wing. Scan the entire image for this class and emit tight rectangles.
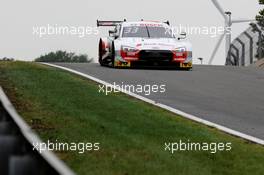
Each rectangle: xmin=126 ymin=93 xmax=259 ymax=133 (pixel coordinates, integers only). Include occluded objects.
xmin=96 ymin=19 xmax=170 ymax=27
xmin=97 ymin=20 xmax=125 ymax=27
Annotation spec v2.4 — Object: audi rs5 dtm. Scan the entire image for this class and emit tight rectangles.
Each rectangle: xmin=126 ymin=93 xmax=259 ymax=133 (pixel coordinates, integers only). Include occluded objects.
xmin=97 ymin=20 xmax=192 ymax=70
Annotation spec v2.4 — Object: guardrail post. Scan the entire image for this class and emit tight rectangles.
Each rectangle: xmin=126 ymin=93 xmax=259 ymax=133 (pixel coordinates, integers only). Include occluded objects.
xmin=244 ymin=31 xmax=254 ymax=64
xmin=236 ymin=38 xmax=245 ymax=66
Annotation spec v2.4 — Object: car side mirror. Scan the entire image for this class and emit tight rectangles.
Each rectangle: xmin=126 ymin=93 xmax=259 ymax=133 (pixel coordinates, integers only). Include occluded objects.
xmin=114 ymin=34 xmax=119 ymax=39
xmin=109 ymin=30 xmax=119 ymax=39
xmin=109 ymin=30 xmax=115 ymax=36
xmin=178 ymin=32 xmax=187 ymax=40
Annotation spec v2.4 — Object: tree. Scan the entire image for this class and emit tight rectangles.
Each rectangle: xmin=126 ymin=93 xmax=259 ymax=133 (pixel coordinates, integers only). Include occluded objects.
xmin=256 ymin=0 xmax=264 ymax=29
xmin=253 ymin=0 xmax=264 ymax=59
xmin=35 ymin=50 xmax=93 ymax=63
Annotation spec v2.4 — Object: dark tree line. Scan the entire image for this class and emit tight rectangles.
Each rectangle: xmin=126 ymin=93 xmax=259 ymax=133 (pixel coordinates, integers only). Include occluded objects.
xmin=35 ymin=50 xmax=93 ymax=63
xmin=252 ymin=0 xmax=264 ymax=59
xmin=256 ymin=0 xmax=264 ymax=28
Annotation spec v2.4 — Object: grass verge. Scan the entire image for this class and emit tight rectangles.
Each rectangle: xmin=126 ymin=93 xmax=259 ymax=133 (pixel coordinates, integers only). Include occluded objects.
xmin=0 ymin=61 xmax=264 ymax=175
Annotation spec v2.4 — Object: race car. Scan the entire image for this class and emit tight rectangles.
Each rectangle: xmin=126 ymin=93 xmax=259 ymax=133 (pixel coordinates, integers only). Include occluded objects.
xmin=97 ymin=20 xmax=192 ymax=69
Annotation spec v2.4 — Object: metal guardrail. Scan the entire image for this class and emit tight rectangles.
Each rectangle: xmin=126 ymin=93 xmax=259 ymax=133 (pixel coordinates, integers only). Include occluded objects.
xmin=0 ymin=87 xmax=75 ymax=175
xmin=226 ymin=26 xmax=260 ymax=66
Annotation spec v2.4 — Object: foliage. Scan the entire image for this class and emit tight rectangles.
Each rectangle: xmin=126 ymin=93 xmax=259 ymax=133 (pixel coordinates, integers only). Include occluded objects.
xmin=253 ymin=0 xmax=264 ymax=59
xmin=35 ymin=50 xmax=92 ymax=63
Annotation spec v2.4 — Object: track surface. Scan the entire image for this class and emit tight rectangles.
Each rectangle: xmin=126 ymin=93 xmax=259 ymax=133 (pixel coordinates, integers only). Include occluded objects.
xmin=53 ymin=63 xmax=264 ymax=140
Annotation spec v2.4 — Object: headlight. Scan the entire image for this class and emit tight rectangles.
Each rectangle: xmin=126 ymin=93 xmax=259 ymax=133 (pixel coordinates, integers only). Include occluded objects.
xmin=121 ymin=46 xmax=138 ymax=53
xmin=175 ymin=47 xmax=186 ymax=52
xmin=121 ymin=46 xmax=139 ymax=60
xmin=173 ymin=47 xmax=187 ymax=60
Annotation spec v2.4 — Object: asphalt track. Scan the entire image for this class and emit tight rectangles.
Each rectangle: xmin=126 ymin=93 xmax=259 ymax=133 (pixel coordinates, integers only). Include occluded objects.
xmin=52 ymin=63 xmax=264 ymax=140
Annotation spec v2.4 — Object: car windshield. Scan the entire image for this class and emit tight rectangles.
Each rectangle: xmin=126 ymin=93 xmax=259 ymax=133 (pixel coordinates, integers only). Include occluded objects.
xmin=122 ymin=26 xmax=174 ymax=38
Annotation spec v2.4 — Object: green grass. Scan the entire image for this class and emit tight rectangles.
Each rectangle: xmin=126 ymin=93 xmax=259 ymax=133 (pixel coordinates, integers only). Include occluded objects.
xmin=0 ymin=61 xmax=264 ymax=175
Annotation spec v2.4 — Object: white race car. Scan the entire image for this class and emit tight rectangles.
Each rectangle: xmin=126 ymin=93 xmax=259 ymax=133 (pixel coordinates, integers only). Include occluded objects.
xmin=97 ymin=20 xmax=192 ymax=69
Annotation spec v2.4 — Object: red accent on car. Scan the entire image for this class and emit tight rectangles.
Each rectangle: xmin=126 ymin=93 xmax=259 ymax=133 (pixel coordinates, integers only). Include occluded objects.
xmin=100 ymin=40 xmax=108 ymax=55
xmin=120 ymin=48 xmax=140 ymax=61
xmin=172 ymin=51 xmax=187 ymax=62
xmin=101 ymin=41 xmax=106 ymax=50
xmin=105 ymin=42 xmax=109 ymax=48
xmin=101 ymin=40 xmax=109 ymax=50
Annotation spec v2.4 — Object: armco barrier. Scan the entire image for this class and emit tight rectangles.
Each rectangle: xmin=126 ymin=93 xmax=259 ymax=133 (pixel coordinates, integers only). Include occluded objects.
xmin=0 ymin=87 xmax=75 ymax=175
xmin=226 ymin=26 xmax=260 ymax=66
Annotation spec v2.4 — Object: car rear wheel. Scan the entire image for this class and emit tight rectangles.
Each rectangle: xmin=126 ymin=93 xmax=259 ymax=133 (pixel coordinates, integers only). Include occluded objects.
xmin=98 ymin=40 xmax=104 ymax=66
xmin=111 ymin=42 xmax=116 ymax=68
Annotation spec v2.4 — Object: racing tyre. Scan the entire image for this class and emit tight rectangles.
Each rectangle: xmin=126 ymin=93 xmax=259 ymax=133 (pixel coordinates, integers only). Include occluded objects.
xmin=98 ymin=40 xmax=104 ymax=66
xmin=111 ymin=42 xmax=116 ymax=68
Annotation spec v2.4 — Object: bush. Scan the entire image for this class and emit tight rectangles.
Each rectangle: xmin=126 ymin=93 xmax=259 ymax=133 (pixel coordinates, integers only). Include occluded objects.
xmin=254 ymin=0 xmax=264 ymax=59
xmin=35 ymin=50 xmax=93 ymax=63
